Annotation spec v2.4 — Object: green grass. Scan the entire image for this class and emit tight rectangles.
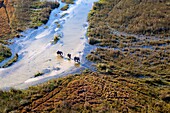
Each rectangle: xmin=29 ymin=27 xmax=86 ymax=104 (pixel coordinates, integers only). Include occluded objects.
xmin=2 ymin=53 xmax=18 ymax=68
xmin=0 ymin=89 xmax=26 ymax=113
xmin=87 ymin=0 xmax=170 ymax=37
xmin=61 ymin=0 xmax=75 ymax=4
xmin=60 ymin=13 xmax=69 ymax=18
xmin=86 ymin=0 xmax=170 ymax=80
xmin=55 ymin=21 xmax=61 ymax=28
xmin=0 ymin=73 xmax=169 ymax=112
xmin=0 ymin=44 xmax=12 ymax=63
xmin=61 ymin=4 xmax=69 ymax=11
xmin=11 ymin=0 xmax=60 ymax=30
xmin=88 ymin=37 xmax=100 ymax=45
xmin=5 ymin=0 xmax=59 ymax=40
xmin=34 ymin=72 xmax=44 ymax=77
xmin=87 ymin=47 xmax=170 ymax=78
xmin=86 ymin=3 xmax=170 ymax=112
xmin=0 ymin=0 xmax=170 ymax=112
xmin=51 ymin=35 xmax=60 ymax=44
xmin=0 ymin=0 xmax=60 ymax=63
xmin=54 ymin=35 xmax=60 ymax=42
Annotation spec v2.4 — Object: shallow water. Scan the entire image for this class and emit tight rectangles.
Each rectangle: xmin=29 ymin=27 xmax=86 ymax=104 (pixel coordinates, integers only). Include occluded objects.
xmin=0 ymin=0 xmax=98 ymax=90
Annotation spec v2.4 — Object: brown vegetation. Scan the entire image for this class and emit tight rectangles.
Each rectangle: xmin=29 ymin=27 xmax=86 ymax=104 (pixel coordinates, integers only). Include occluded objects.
xmin=0 ymin=0 xmax=59 ymax=40
xmin=87 ymin=0 xmax=170 ymax=79
xmin=0 ymin=72 xmax=170 ymax=113
xmin=61 ymin=4 xmax=69 ymax=11
xmin=2 ymin=53 xmax=18 ymax=68
xmin=0 ymin=0 xmax=14 ymax=39
xmin=88 ymin=0 xmax=170 ymax=37
xmin=0 ymin=44 xmax=12 ymax=62
xmin=0 ymin=0 xmax=169 ymax=112
xmin=61 ymin=0 xmax=75 ymax=4
xmin=0 ymin=0 xmax=59 ymax=62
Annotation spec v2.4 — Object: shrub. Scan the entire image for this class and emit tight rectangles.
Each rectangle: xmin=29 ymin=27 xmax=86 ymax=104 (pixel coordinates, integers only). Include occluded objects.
xmin=2 ymin=53 xmax=18 ymax=68
xmin=86 ymin=54 xmax=100 ymax=62
xmin=34 ymin=72 xmax=44 ymax=77
xmin=61 ymin=0 xmax=75 ymax=4
xmin=52 ymin=35 xmax=60 ymax=44
xmin=61 ymin=4 xmax=69 ymax=11
xmin=0 ymin=44 xmax=12 ymax=62
xmin=88 ymin=37 xmax=100 ymax=45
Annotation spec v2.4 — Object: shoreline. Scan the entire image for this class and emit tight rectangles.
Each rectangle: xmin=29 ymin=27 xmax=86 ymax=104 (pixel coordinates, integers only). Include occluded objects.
xmin=0 ymin=0 xmax=99 ymax=90
xmin=0 ymin=0 xmax=60 ymax=65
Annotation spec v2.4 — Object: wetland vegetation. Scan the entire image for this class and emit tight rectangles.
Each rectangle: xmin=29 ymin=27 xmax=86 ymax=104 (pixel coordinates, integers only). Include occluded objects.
xmin=61 ymin=0 xmax=75 ymax=4
xmin=0 ymin=72 xmax=170 ymax=112
xmin=86 ymin=0 xmax=170 ymax=79
xmin=0 ymin=0 xmax=170 ymax=112
xmin=0 ymin=0 xmax=59 ymax=62
xmin=61 ymin=4 xmax=69 ymax=11
xmin=34 ymin=72 xmax=44 ymax=78
xmin=0 ymin=44 xmax=12 ymax=62
xmin=2 ymin=53 xmax=18 ymax=68
xmin=0 ymin=0 xmax=60 ymax=40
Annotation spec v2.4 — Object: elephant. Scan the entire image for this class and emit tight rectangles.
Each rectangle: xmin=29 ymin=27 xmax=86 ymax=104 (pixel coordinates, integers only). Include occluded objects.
xmin=74 ymin=57 xmax=80 ymax=63
xmin=57 ymin=50 xmax=63 ymax=57
xmin=67 ymin=53 xmax=71 ymax=59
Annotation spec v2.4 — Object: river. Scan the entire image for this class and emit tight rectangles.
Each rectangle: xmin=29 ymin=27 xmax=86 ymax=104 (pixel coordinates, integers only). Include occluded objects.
xmin=0 ymin=0 xmax=98 ymax=90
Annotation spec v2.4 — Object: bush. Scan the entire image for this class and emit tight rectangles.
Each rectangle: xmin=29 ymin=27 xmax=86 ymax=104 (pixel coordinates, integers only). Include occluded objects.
xmin=52 ymin=35 xmax=60 ymax=44
xmin=34 ymin=72 xmax=44 ymax=77
xmin=86 ymin=54 xmax=100 ymax=62
xmin=88 ymin=37 xmax=100 ymax=45
xmin=61 ymin=0 xmax=75 ymax=4
xmin=2 ymin=53 xmax=18 ymax=68
xmin=61 ymin=4 xmax=69 ymax=11
xmin=0 ymin=44 xmax=12 ymax=62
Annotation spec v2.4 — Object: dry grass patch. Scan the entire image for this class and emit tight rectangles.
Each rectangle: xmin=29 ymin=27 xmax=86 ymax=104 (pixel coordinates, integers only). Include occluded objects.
xmin=0 ymin=73 xmax=169 ymax=112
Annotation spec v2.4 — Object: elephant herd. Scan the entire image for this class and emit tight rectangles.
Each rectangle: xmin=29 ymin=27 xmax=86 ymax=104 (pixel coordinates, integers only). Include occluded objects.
xmin=57 ymin=51 xmax=80 ymax=63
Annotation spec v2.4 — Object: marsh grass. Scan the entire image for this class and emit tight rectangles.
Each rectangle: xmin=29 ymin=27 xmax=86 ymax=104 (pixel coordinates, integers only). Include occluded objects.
xmin=88 ymin=0 xmax=170 ymax=38
xmin=61 ymin=4 xmax=69 ymax=11
xmin=61 ymin=0 xmax=75 ymax=4
xmin=86 ymin=3 xmax=170 ymax=110
xmin=0 ymin=0 xmax=60 ymax=62
xmin=0 ymin=0 xmax=59 ymax=40
xmin=34 ymin=72 xmax=44 ymax=78
xmin=0 ymin=73 xmax=169 ymax=112
xmin=12 ymin=0 xmax=60 ymax=30
xmin=60 ymin=13 xmax=69 ymax=18
xmin=2 ymin=53 xmax=18 ymax=68
xmin=0 ymin=0 xmax=170 ymax=112
xmin=54 ymin=35 xmax=60 ymax=44
xmin=88 ymin=37 xmax=100 ymax=45
xmin=0 ymin=44 xmax=12 ymax=62
xmin=86 ymin=0 xmax=170 ymax=80
xmin=87 ymin=47 xmax=170 ymax=78
xmin=51 ymin=35 xmax=61 ymax=44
